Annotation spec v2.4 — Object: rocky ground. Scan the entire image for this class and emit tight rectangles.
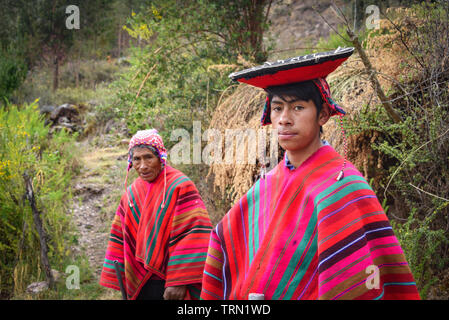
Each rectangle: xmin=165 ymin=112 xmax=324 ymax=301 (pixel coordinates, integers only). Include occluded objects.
xmin=69 ymin=137 xmax=130 ymax=299
xmin=71 ymin=139 xmax=129 ymax=276
xmin=267 ymin=0 xmax=343 ymax=59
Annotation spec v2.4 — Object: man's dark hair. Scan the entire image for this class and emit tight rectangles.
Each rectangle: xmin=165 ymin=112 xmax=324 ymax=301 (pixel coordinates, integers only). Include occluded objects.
xmin=265 ymin=80 xmax=324 ymax=132
xmin=265 ymin=80 xmax=324 ymax=115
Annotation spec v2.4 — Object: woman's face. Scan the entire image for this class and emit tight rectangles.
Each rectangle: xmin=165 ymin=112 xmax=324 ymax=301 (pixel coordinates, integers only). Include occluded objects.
xmin=131 ymin=147 xmax=162 ymax=183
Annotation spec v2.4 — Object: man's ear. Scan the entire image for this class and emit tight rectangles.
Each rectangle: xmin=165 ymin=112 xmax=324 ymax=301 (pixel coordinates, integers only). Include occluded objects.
xmin=318 ymin=104 xmax=331 ymax=126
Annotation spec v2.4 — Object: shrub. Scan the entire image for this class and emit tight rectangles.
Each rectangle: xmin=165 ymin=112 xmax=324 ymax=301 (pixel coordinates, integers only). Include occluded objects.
xmin=0 ymin=51 xmax=27 ymax=103
xmin=0 ymin=100 xmax=79 ymax=298
xmin=345 ymin=2 xmax=449 ymax=297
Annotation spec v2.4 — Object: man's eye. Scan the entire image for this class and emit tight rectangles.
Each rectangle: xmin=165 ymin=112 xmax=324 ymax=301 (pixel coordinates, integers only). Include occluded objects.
xmin=272 ymin=106 xmax=282 ymax=111
xmin=294 ymin=106 xmax=304 ymax=110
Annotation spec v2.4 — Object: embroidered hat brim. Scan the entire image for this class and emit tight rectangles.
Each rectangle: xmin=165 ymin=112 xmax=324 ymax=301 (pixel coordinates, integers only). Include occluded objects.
xmin=229 ymin=47 xmax=354 ymax=88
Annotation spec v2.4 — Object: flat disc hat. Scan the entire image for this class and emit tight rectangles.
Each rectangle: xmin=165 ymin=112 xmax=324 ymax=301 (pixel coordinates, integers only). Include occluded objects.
xmin=229 ymin=47 xmax=354 ymax=88
xmin=229 ymin=47 xmax=354 ymax=125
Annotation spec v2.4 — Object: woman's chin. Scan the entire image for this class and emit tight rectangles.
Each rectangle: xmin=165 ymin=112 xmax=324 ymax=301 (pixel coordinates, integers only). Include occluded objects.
xmin=140 ymin=173 xmax=156 ymax=182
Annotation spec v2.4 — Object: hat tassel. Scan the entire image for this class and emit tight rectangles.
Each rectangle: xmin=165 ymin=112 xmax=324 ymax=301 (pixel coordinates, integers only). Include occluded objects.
xmin=161 ymin=166 xmax=167 ymax=209
xmin=124 ymin=164 xmax=134 ymax=208
xmin=337 ymin=114 xmax=347 ymax=181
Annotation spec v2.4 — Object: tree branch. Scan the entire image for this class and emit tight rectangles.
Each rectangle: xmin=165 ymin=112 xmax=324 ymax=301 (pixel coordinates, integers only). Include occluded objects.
xmin=23 ymin=172 xmax=54 ymax=289
xmin=346 ymin=28 xmax=402 ymax=123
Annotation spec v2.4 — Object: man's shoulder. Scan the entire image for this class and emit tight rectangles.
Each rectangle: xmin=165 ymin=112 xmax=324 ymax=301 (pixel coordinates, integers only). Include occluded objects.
xmin=315 ymin=165 xmax=379 ymax=209
xmin=166 ymin=166 xmax=199 ymax=189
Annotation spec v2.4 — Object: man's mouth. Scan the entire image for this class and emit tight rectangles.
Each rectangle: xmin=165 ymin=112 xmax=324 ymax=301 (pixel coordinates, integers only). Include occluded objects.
xmin=278 ymin=131 xmax=297 ymax=138
xmin=140 ymin=171 xmax=154 ymax=178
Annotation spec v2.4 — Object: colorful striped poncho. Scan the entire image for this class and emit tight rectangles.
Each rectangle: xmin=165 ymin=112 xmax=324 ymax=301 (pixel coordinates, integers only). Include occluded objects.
xmin=200 ymin=146 xmax=420 ymax=300
xmin=100 ymin=165 xmax=212 ymax=300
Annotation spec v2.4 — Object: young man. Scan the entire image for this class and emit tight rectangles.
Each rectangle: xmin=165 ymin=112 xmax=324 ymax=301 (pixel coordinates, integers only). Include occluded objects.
xmin=200 ymin=48 xmax=420 ymax=300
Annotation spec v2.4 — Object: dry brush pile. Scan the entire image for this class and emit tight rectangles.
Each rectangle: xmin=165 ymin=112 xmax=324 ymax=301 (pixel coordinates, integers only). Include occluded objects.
xmin=206 ymin=84 xmax=267 ymax=215
xmin=206 ymin=4 xmax=449 ymax=298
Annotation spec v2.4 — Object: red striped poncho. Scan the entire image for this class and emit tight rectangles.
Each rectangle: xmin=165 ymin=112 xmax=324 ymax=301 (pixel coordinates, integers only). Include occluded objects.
xmin=100 ymin=165 xmax=212 ymax=299
xmin=200 ymin=146 xmax=420 ymax=300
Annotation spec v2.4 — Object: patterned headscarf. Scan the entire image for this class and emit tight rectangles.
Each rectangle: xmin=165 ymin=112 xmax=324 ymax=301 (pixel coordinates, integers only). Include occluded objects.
xmin=127 ymin=129 xmax=167 ymax=171
xmin=124 ymin=129 xmax=169 ymax=208
xmin=260 ymin=77 xmax=346 ymax=126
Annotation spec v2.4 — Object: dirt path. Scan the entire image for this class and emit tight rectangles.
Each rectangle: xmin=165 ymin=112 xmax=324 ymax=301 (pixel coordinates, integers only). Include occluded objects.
xmin=70 ymin=139 xmax=130 ymax=299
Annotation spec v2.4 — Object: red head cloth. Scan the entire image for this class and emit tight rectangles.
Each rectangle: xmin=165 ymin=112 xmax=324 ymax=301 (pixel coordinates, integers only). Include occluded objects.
xmin=125 ymin=129 xmax=169 ymax=206
xmin=127 ymin=129 xmax=167 ymax=171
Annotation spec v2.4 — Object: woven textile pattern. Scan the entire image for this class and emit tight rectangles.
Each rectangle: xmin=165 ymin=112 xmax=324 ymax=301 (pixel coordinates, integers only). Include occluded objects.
xmin=100 ymin=166 xmax=213 ymax=300
xmin=200 ymin=146 xmax=420 ymax=300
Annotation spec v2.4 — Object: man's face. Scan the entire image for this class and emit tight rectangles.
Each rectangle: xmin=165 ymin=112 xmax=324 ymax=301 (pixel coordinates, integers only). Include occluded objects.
xmin=132 ymin=147 xmax=162 ymax=183
xmin=270 ymin=95 xmax=328 ymax=152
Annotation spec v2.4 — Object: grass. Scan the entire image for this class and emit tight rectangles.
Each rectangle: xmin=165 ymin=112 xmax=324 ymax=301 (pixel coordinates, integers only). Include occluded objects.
xmin=11 ymin=142 xmax=130 ymax=300
xmin=26 ymin=144 xmax=128 ymax=300
xmin=14 ymin=59 xmax=124 ymax=107
xmin=2 ymin=55 xmax=130 ymax=300
xmin=12 ymin=256 xmax=122 ymax=300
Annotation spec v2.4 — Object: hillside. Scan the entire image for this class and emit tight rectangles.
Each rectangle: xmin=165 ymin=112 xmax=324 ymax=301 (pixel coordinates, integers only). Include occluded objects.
xmin=268 ymin=0 xmax=343 ymax=57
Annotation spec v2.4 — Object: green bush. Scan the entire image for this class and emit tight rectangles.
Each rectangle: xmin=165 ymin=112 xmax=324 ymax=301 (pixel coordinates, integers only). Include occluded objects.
xmin=391 ymin=209 xmax=449 ymax=299
xmin=0 ymin=100 xmax=79 ymax=298
xmin=344 ymin=1 xmax=449 ymax=298
xmin=0 ymin=51 xmax=27 ymax=103
xmin=107 ymin=7 xmax=236 ymax=149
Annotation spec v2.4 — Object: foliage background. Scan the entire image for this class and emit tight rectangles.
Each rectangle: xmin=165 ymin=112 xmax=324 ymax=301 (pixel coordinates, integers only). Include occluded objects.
xmin=0 ymin=0 xmax=448 ymax=299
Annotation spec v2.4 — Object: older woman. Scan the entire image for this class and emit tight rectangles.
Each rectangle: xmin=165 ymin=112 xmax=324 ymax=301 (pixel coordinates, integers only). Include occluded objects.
xmin=100 ymin=129 xmax=212 ymax=300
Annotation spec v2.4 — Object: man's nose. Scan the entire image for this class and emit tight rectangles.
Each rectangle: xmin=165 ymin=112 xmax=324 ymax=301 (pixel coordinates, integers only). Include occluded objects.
xmin=139 ymin=160 xmax=149 ymax=170
xmin=278 ymin=108 xmax=292 ymax=125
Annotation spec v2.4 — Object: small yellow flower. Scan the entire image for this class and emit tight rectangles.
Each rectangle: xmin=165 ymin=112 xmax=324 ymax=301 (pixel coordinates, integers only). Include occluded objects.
xmin=151 ymin=5 xmax=162 ymax=19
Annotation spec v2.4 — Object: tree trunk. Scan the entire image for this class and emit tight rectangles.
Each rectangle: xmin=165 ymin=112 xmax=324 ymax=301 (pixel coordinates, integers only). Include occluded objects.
xmin=75 ymin=52 xmax=80 ymax=88
xmin=118 ymin=21 xmax=122 ymax=58
xmin=53 ymin=55 xmax=59 ymax=91
xmin=23 ymin=172 xmax=54 ymax=289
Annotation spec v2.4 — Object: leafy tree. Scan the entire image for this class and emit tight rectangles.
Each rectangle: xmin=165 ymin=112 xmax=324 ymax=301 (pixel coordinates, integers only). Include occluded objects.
xmin=145 ymin=0 xmax=273 ymax=63
xmin=109 ymin=0 xmax=274 ymax=140
xmin=202 ymin=0 xmax=274 ymax=63
xmin=0 ymin=0 xmax=123 ymax=91
xmin=0 ymin=50 xmax=27 ymax=104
